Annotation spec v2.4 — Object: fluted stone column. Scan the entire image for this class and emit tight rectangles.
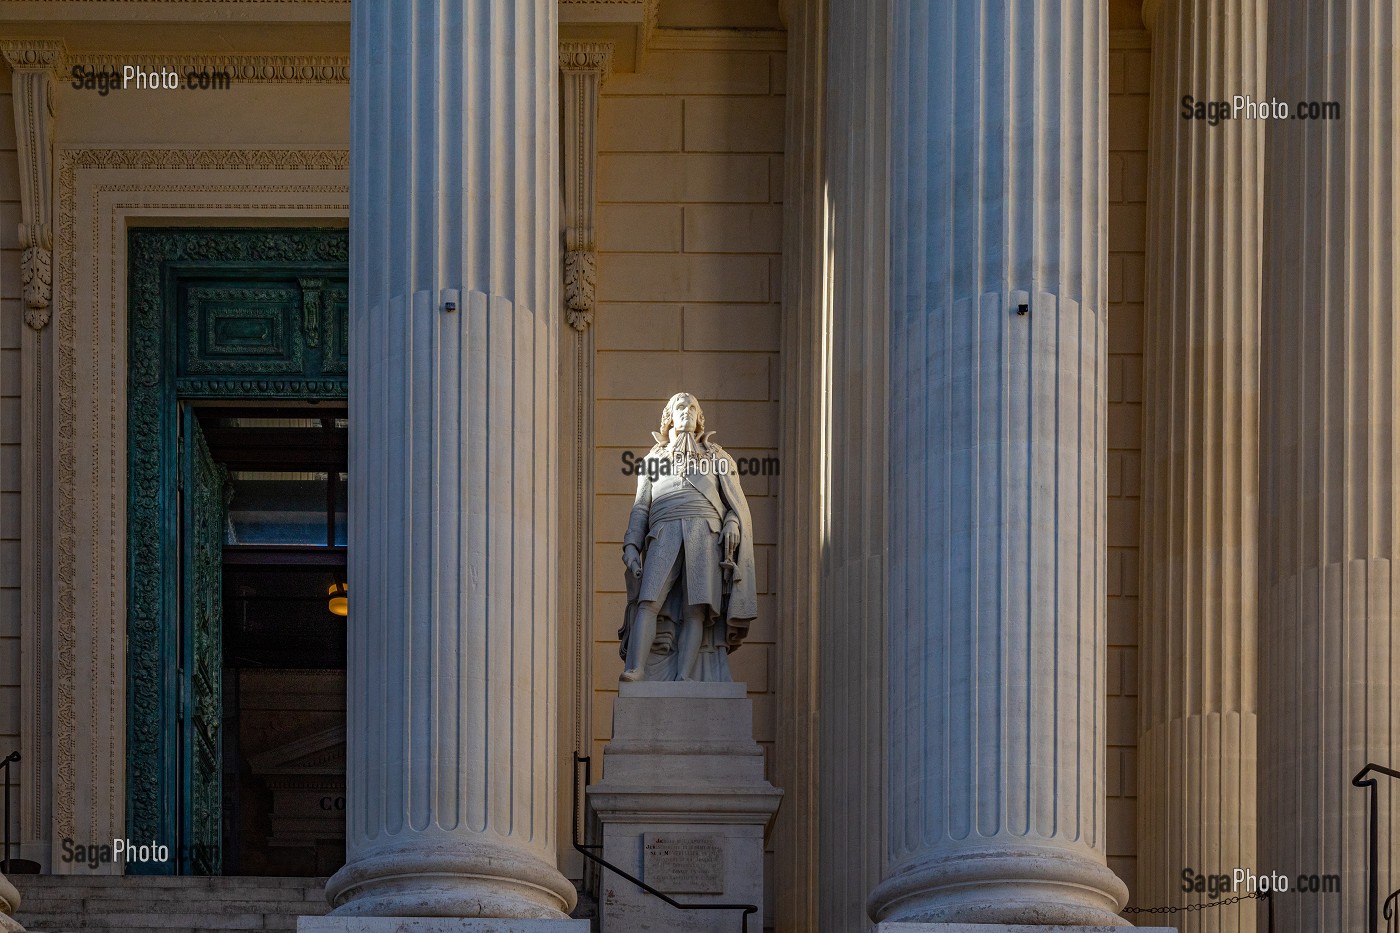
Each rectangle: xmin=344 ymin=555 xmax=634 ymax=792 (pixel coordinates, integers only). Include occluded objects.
xmin=1138 ymin=2 xmax=1263 ymax=929
xmin=325 ymin=1 xmax=576 ymax=921
xmin=774 ymin=0 xmax=825 ymax=929
xmin=821 ymin=0 xmax=890 ymax=929
xmin=866 ymin=1 xmax=1129 ymax=926
xmin=1261 ymin=2 xmax=1400 ymax=931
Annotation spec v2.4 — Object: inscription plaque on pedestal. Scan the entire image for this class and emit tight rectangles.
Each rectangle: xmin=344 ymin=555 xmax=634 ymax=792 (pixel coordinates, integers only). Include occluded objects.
xmin=642 ymin=832 xmax=725 ymax=894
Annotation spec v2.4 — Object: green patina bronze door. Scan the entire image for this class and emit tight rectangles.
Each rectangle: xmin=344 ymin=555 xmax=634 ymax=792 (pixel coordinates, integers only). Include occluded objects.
xmin=127 ymin=228 xmax=349 ymax=875
xmin=179 ymin=405 xmax=225 ymax=875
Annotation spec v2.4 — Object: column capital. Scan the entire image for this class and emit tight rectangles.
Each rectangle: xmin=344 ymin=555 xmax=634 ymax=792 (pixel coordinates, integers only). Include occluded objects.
xmin=559 ymin=40 xmax=613 ymax=83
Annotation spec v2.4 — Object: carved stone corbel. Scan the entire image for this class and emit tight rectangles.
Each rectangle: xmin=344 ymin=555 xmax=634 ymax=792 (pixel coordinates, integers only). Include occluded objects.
xmin=1 ymin=40 xmax=62 ymax=331
xmin=560 ymin=42 xmax=612 ymax=331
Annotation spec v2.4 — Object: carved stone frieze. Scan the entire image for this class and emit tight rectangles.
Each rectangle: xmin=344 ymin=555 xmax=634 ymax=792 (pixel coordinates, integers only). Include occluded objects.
xmin=78 ymin=53 xmax=349 ymax=83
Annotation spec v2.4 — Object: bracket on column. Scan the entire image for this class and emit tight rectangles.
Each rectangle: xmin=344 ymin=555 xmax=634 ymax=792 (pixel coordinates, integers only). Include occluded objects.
xmin=560 ymin=42 xmax=612 ymax=332
xmin=1 ymin=39 xmax=63 ymax=331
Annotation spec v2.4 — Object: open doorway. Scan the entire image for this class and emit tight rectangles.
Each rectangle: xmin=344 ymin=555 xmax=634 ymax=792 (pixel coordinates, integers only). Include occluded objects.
xmin=200 ymin=407 xmax=349 ymax=877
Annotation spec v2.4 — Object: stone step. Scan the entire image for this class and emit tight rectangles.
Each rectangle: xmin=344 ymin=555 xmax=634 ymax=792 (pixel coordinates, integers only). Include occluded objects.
xmin=12 ymin=876 xmax=329 ymax=933
xmin=21 ymin=896 xmax=323 ymax=912
xmin=20 ymin=890 xmax=324 ymax=903
xmin=19 ymin=886 xmax=325 ymax=899
xmin=16 ymin=875 xmax=322 ymax=887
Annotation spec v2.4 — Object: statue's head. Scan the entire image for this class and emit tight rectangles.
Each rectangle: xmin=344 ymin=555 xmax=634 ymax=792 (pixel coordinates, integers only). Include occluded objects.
xmin=658 ymin=392 xmax=704 ymax=441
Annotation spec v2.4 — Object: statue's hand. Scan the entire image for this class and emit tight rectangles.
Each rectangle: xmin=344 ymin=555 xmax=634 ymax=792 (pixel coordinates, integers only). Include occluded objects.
xmin=721 ymin=521 xmax=740 ymax=557
xmin=623 ymin=544 xmax=643 ymax=578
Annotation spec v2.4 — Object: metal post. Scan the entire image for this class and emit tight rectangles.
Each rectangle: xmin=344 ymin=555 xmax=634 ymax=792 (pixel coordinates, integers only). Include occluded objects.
xmin=1373 ymin=779 xmax=1381 ymax=933
xmin=1 ymin=751 xmax=20 ymax=873
xmin=1353 ymin=764 xmax=1400 ymax=933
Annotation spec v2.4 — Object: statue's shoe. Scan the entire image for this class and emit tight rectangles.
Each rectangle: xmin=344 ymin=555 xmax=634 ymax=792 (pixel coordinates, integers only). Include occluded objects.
xmin=619 ymin=668 xmax=643 ymax=683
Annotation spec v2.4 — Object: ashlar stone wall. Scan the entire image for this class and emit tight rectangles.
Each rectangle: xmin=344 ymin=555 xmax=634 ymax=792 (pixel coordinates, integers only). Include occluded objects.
xmin=1106 ymin=9 xmax=1152 ymax=905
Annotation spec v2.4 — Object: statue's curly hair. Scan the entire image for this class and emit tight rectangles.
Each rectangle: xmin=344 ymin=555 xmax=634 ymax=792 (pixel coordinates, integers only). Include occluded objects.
xmin=657 ymin=392 xmax=704 ymax=441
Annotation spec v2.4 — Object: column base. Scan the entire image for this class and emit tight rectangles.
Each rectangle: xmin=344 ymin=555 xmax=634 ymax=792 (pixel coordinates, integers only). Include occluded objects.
xmin=300 ymin=920 xmax=588 ymax=933
xmin=879 ymin=918 xmax=1176 ymax=924
xmin=875 ymin=926 xmax=1176 ymax=932
xmin=325 ymin=835 xmax=576 ymax=919
xmin=868 ymin=847 xmax=1130 ymax=928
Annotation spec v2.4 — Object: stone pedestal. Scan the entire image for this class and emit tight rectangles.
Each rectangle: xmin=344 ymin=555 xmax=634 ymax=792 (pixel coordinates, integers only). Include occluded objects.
xmin=587 ymin=683 xmax=782 ymax=933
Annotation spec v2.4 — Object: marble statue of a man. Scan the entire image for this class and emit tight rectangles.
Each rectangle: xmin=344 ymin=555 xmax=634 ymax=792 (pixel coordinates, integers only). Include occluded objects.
xmin=618 ymin=392 xmax=757 ymax=682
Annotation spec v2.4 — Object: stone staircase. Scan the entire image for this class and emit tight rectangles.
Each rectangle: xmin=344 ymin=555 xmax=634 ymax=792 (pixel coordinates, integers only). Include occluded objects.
xmin=11 ymin=876 xmax=329 ymax=933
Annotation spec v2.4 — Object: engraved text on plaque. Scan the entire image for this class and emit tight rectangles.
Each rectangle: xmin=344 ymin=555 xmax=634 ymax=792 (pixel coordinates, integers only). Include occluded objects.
xmin=642 ymin=832 xmax=726 ymax=894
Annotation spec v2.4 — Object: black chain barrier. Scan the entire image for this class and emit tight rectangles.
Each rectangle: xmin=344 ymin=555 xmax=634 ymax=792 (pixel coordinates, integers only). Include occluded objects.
xmin=1123 ymin=890 xmax=1274 ymax=931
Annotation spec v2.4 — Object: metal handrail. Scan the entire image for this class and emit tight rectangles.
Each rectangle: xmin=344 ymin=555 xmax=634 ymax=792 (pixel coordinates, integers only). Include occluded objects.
xmin=572 ymin=753 xmax=758 ymax=933
xmin=0 ymin=751 xmax=18 ymax=873
xmin=1353 ymin=762 xmax=1400 ymax=933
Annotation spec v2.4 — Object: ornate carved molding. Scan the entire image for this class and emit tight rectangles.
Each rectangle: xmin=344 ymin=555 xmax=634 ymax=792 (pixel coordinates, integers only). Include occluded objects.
xmin=61 ymin=148 xmax=349 ymax=171
xmin=0 ymin=40 xmax=64 ymax=69
xmin=560 ymin=0 xmax=657 ymax=73
xmin=3 ymin=40 xmax=63 ymax=330
xmin=559 ymin=41 xmax=614 ymax=84
xmin=52 ymin=145 xmax=347 ymax=858
xmin=77 ymin=53 xmax=350 ymax=83
xmin=298 ymin=277 xmax=325 ymax=347
xmin=21 ymin=243 xmax=52 ymax=327
xmin=563 ymin=248 xmax=597 ymax=331
xmin=560 ymin=41 xmax=611 ymax=332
